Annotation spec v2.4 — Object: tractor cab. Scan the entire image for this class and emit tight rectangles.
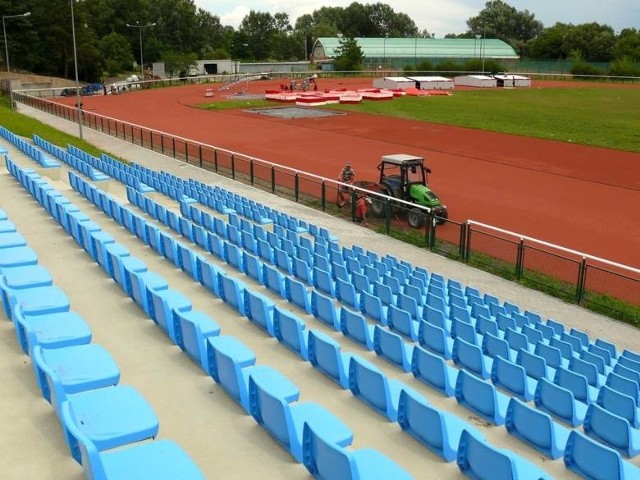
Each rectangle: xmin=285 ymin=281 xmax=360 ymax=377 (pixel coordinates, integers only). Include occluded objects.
xmin=378 ymin=154 xmax=431 ymax=200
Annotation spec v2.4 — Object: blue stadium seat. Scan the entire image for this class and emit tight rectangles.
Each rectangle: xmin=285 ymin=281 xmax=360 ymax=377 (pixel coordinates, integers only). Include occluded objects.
xmin=418 ymin=321 xmax=453 ymax=360
xmin=129 ymin=271 xmax=168 ymax=317
xmin=175 ymin=309 xmax=221 ymax=371
xmin=554 ymin=366 xmax=598 ymax=405
xmin=455 ymin=370 xmax=509 ymax=426
xmin=534 ymin=377 xmax=587 ymax=427
xmin=218 ymin=274 xmax=247 ymax=316
xmin=273 ymin=307 xmax=309 ymax=361
xmin=457 ymin=430 xmax=552 ymax=480
xmin=348 ymin=356 xmax=410 ymax=422
xmin=244 ymin=289 xmax=276 ymax=336
xmin=373 ymin=325 xmax=413 ymax=373
xmin=398 ymin=388 xmax=485 ymax=462
xmin=32 ymin=344 xmax=120 ymax=414
xmin=336 ymin=277 xmax=360 ymax=310
xmin=451 ymin=318 xmax=480 ymax=346
xmin=411 ymin=345 xmax=458 ymax=397
xmin=197 ymin=259 xmax=221 ymax=297
xmin=359 ymin=290 xmax=388 ymax=325
xmin=61 ymin=407 xmax=205 ymax=480
xmin=13 ymin=308 xmax=92 ymax=357
xmin=284 ymin=276 xmax=312 ymax=314
xmin=302 ymin=422 xmax=412 ymax=480
xmin=570 ymin=356 xmax=605 ymax=388
xmin=607 ymin=372 xmax=640 ymax=406
xmin=248 ymin=371 xmax=352 ymax=462
xmin=311 ymin=290 xmax=341 ymax=331
xmin=60 ymin=385 xmax=159 ymax=464
xmin=597 ymin=385 xmax=640 ymax=429
xmin=564 ymin=430 xmax=640 ymax=480
xmin=148 ymin=288 xmax=192 ymax=343
xmin=387 ymin=304 xmax=420 ymax=341
xmin=584 ymin=403 xmax=640 ymax=458
xmin=482 ymin=331 xmax=516 ymax=362
xmin=340 ymin=307 xmax=374 ymax=351
xmin=308 ymin=330 xmax=352 ymax=389
xmin=452 ymin=338 xmax=493 ymax=380
xmin=206 ymin=335 xmax=293 ymax=413
xmin=505 ymin=397 xmax=569 ymax=460
xmin=491 ymin=356 xmax=537 ymax=401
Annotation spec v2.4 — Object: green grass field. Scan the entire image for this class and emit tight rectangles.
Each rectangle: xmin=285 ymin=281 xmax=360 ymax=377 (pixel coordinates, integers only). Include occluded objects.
xmin=0 ymin=96 xmax=121 ymax=161
xmin=330 ymin=87 xmax=640 ymax=153
xmin=195 ymin=86 xmax=640 ymax=152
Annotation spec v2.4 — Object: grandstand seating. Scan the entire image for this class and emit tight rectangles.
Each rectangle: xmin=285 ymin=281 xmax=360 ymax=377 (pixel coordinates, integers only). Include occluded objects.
xmin=6 ymin=130 xmax=640 ymax=479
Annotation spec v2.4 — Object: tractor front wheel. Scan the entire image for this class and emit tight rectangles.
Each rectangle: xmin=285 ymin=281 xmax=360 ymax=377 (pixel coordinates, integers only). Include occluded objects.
xmin=408 ymin=208 xmax=426 ymax=229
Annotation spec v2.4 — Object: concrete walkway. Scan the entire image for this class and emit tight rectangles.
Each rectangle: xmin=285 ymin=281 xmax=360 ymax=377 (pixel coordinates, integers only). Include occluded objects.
xmin=1 ymin=104 xmax=638 ymax=478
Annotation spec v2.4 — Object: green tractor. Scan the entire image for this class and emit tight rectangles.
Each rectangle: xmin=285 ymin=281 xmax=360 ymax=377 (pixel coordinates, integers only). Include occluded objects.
xmin=365 ymin=154 xmax=448 ymax=228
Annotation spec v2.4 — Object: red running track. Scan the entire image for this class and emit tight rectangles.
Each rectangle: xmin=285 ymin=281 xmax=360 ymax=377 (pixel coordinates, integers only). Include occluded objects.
xmin=65 ymin=78 xmax=640 ymax=267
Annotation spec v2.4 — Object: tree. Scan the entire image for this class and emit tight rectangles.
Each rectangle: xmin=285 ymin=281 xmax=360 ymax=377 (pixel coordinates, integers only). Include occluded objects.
xmin=238 ymin=11 xmax=277 ymax=60
xmin=528 ymin=23 xmax=573 ymax=59
xmin=614 ymin=28 xmax=640 ymax=63
xmin=466 ymin=0 xmax=543 ymax=55
xmin=563 ymin=23 xmax=615 ymax=62
xmin=99 ymin=32 xmax=134 ymax=76
xmin=333 ymin=37 xmax=364 ymax=71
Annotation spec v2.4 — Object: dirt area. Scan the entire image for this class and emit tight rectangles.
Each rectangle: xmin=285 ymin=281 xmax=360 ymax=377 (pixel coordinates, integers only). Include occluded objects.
xmin=0 ymin=71 xmax=77 ymax=89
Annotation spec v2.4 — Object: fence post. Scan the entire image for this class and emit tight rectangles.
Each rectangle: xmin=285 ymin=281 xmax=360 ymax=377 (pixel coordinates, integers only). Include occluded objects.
xmin=140 ymin=127 xmax=144 ymax=147
xmin=576 ymin=257 xmax=588 ymax=302
xmin=250 ymin=160 xmax=254 ymax=185
xmin=185 ymin=143 xmax=189 ymax=164
xmin=459 ymin=222 xmax=467 ymax=259
xmin=199 ymin=145 xmax=203 ymax=168
xmin=231 ymin=154 xmax=235 ymax=179
xmin=294 ymin=173 xmax=299 ymax=202
xmin=160 ymin=134 xmax=164 ymax=154
xmin=384 ymin=200 xmax=392 ymax=234
xmin=172 ymin=137 xmax=176 ymax=158
xmin=214 ymin=149 xmax=218 ymax=172
xmin=516 ymin=238 xmax=525 ymax=279
xmin=428 ymin=215 xmax=437 ymax=249
xmin=465 ymin=222 xmax=472 ymax=262
xmin=321 ymin=181 xmax=326 ymax=211
xmin=270 ymin=166 xmax=275 ymax=193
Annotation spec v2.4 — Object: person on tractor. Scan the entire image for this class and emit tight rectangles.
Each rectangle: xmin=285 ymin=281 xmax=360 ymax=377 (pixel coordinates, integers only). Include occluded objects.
xmin=337 ymin=163 xmax=355 ymax=207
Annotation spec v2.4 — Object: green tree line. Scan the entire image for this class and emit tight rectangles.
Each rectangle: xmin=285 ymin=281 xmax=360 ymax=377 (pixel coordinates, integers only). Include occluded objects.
xmin=1 ymin=0 xmax=639 ymax=81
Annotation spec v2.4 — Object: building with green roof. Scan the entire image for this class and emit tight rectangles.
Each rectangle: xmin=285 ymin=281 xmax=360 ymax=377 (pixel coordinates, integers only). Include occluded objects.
xmin=311 ymin=37 xmax=519 ymax=70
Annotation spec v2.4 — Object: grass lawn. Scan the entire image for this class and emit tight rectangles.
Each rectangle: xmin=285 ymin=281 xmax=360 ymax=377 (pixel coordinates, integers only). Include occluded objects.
xmin=0 ymin=96 xmax=115 ymax=161
xmin=328 ymin=87 xmax=640 ymax=153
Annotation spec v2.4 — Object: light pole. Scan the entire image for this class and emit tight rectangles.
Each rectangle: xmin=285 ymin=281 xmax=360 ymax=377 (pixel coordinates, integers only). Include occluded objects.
xmin=481 ymin=25 xmax=487 ymax=74
xmin=475 ymin=34 xmax=481 ymax=63
xmin=126 ymin=21 xmax=156 ymax=81
xmin=70 ymin=0 xmax=83 ymax=140
xmin=414 ymin=35 xmax=417 ymax=69
xmin=383 ymin=34 xmax=388 ymax=67
xmin=3 ymin=11 xmax=30 ymax=73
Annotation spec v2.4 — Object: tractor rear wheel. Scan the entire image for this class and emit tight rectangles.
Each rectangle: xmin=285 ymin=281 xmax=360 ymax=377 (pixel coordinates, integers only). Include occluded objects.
xmin=370 ymin=191 xmax=390 ymax=218
xmin=408 ymin=208 xmax=426 ymax=228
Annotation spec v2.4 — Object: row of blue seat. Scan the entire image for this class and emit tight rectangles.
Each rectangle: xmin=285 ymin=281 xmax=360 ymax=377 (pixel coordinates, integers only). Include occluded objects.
xmin=63 ymin=146 xmax=569 ymax=480
xmin=33 ymin=135 xmax=110 ymax=181
xmin=22 ymin=134 xmax=640 ymax=480
xmin=0 ymin=168 xmax=205 ymax=480
xmin=118 ymin=162 xmax=640 ymax=462
xmin=23 ymin=131 xmax=638 ymax=375
xmin=0 ymin=127 xmax=59 ymax=168
xmin=61 ymin=164 xmax=429 ymax=479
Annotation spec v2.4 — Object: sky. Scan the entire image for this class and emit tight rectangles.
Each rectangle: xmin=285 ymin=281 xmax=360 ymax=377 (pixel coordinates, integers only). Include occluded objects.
xmin=193 ymin=0 xmax=640 ymax=35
